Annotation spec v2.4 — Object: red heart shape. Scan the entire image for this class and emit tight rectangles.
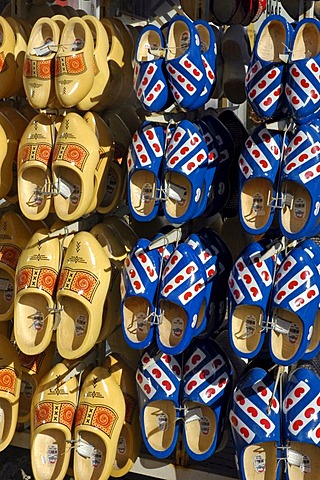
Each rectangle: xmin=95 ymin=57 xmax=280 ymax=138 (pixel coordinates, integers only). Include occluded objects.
xmin=147 ymin=266 xmax=155 ymax=277
xmin=292 ymin=96 xmax=300 ymax=105
xmin=285 ymin=398 xmax=293 ymax=409
xmin=144 ymin=384 xmax=151 ymax=394
xmin=184 ymin=291 xmax=192 ymax=301
xmin=142 ymin=77 xmax=148 ymax=86
xmin=136 ymin=144 xmax=143 ymax=152
xmin=283 ymin=261 xmax=291 ymax=271
xmin=311 ymin=62 xmax=319 ymax=72
xmin=146 ymin=93 xmax=154 ymax=102
xmin=199 ymin=369 xmax=210 ymax=379
xmin=250 ymin=287 xmax=259 ymax=297
xmin=307 ymin=289 xmax=316 ymax=299
xmin=236 ymin=394 xmax=245 ymax=405
xmin=237 ymin=262 xmax=245 ymax=272
xmin=246 ymin=140 xmax=253 ymax=148
xmin=187 ymin=380 xmax=197 ymax=391
xmin=186 ymin=83 xmax=194 ymax=92
xmin=230 ymin=415 xmax=238 ymax=426
xmin=258 ymin=386 xmax=267 ymax=397
xmin=170 ymin=156 xmax=179 ymax=165
xmin=260 ymin=159 xmax=268 ymax=168
xmin=301 ymin=79 xmax=309 ymax=88
xmin=187 ymin=162 xmax=195 ymax=170
xmin=181 ymin=147 xmax=189 ymax=155
xmin=258 ymin=80 xmax=266 ymax=89
xmin=305 ymin=407 xmax=315 ymax=418
xmin=293 ymin=419 xmax=303 ymax=431
xmin=252 ymin=64 xmax=258 ymax=73
xmin=152 ymin=368 xmax=161 ymax=378
xmin=294 ymin=387 xmax=305 ymax=398
xmin=206 ymin=387 xmax=216 ymax=398
xmin=174 ymin=132 xmax=182 ymax=142
xmin=193 ymin=68 xmax=200 ymax=76
xmin=240 ymin=427 xmax=249 ymax=438
xmin=152 ymin=143 xmax=160 ymax=153
xmin=175 ymin=275 xmax=184 ymax=284
xmin=260 ymin=418 xmax=271 ymax=429
xmin=154 ymin=84 xmax=161 ymax=92
xmin=312 ymin=145 xmax=320 ymax=154
xmin=274 ymin=87 xmax=281 ymax=97
xmin=229 ymin=279 xmax=234 ymax=288
xmin=162 ymin=380 xmax=172 ymax=391
xmin=177 ymin=74 xmax=185 ymax=83
xmin=164 ymin=284 xmax=173 ymax=294
xmin=263 ymin=97 xmax=272 ymax=106
xmin=311 ymin=89 xmax=318 ymax=99
xmin=147 ymin=66 xmax=154 ymax=75
xmin=262 ymin=133 xmax=271 ymax=143
xmin=140 ymin=154 xmax=148 ymax=163
xmin=243 ymin=166 xmax=249 ymax=174
xmin=252 ymin=149 xmax=260 ymax=158
xmin=276 ymin=290 xmax=286 ymax=301
xmin=294 ymin=135 xmax=303 ymax=146
xmin=243 ymin=274 xmax=252 ymax=284
xmin=172 ymin=365 xmax=180 ymax=376
xmin=163 ymin=354 xmax=171 ymax=363
xmin=184 ymin=60 xmax=191 ymax=68
xmin=129 ymin=269 xmax=136 ymax=278
xmin=197 ymin=153 xmax=204 ymax=162
xmin=247 ymin=406 xmax=258 ymax=417
xmin=133 ymin=280 xmax=141 ymax=290
xmin=299 ymin=153 xmax=308 ymax=162
xmin=292 ymin=67 xmax=300 ymax=77
xmin=305 ymin=171 xmax=314 ymax=179
xmin=137 ymin=88 xmax=142 ymax=96
xmin=288 ymin=280 xmax=298 ymax=289
xmin=262 ymin=271 xmax=269 ymax=281
xmin=168 ymin=65 xmax=175 ymax=74
xmin=186 ymin=265 xmax=195 ymax=274
xmin=171 ymin=255 xmax=179 ymax=265
xmin=146 ymin=130 xmax=154 ymax=140
xmin=234 ymin=289 xmax=240 ymax=299
xmin=213 ymin=359 xmax=222 ymax=369
xmin=192 ymin=354 xmax=201 ymax=365
xmin=195 ymin=282 xmax=203 ymax=292
xmin=218 ymin=378 xmax=227 ymax=388
xmin=268 ymin=70 xmax=277 ymax=79
xmin=137 ymin=373 xmax=142 ymax=383
xmin=174 ymin=92 xmax=180 ymax=99
xmin=295 ymin=297 xmax=305 ymax=307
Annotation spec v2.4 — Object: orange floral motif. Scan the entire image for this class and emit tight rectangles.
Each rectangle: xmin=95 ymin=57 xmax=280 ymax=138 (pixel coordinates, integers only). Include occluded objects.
xmin=16 ymin=267 xmax=33 ymax=292
xmin=75 ymin=403 xmax=118 ymax=438
xmin=38 ymin=268 xmax=58 ymax=296
xmin=57 ymin=269 xmax=68 ymax=291
xmin=52 ymin=143 xmax=89 ymax=171
xmin=19 ymin=144 xmax=52 ymax=166
xmin=37 ymin=59 xmax=52 ymax=79
xmin=34 ymin=401 xmax=76 ymax=431
xmin=34 ymin=402 xmax=53 ymax=429
xmin=60 ymin=402 xmax=76 ymax=430
xmin=0 ymin=245 xmax=21 ymax=269
xmin=55 ymin=53 xmax=87 ymax=76
xmin=0 ymin=367 xmax=17 ymax=395
xmin=23 ymin=58 xmax=32 ymax=77
xmin=36 ymin=144 xmax=52 ymax=164
xmin=19 ymin=145 xmax=32 ymax=165
xmin=75 ymin=404 xmax=88 ymax=426
xmin=16 ymin=267 xmax=58 ymax=295
xmin=59 ymin=268 xmax=99 ymax=303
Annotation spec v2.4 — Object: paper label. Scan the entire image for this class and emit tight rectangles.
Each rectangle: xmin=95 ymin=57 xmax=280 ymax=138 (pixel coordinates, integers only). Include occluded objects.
xmin=32 ymin=311 xmax=44 ymax=331
xmin=254 ymin=454 xmax=266 ymax=473
xmin=300 ymin=455 xmax=311 ymax=473
xmin=185 ymin=407 xmax=202 ymax=424
xmin=171 ymin=317 xmax=184 ymax=338
xmin=33 ymin=39 xmax=54 ymax=57
xmin=245 ymin=314 xmax=257 ymax=338
xmin=75 ymin=315 xmax=87 ymax=336
xmin=141 ymin=183 xmax=153 ymax=204
xmin=136 ymin=312 xmax=148 ymax=334
xmin=117 ymin=436 xmax=127 ymax=455
xmin=47 ymin=444 xmax=58 ymax=465
xmin=158 ymin=412 xmax=168 ymax=431
xmin=91 ymin=448 xmax=102 ymax=468
xmin=288 ymin=323 xmax=300 ymax=344
xmin=294 ymin=197 xmax=306 ymax=219
xmin=253 ymin=193 xmax=265 ymax=216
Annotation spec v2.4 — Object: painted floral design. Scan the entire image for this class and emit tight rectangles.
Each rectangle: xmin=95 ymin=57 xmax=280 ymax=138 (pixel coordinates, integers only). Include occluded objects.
xmin=16 ymin=267 xmax=33 ymax=292
xmin=0 ymin=367 xmax=17 ymax=395
xmin=60 ymin=402 xmax=76 ymax=430
xmin=65 ymin=53 xmax=86 ymax=74
xmin=38 ymin=268 xmax=58 ymax=296
xmin=71 ymin=271 xmax=97 ymax=302
xmin=92 ymin=406 xmax=118 ymax=438
xmin=0 ymin=245 xmax=21 ymax=269
xmin=35 ymin=144 xmax=52 ymax=165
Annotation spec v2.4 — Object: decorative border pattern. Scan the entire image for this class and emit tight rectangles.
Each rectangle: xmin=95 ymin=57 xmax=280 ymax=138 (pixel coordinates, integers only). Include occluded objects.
xmin=52 ymin=143 xmax=89 ymax=171
xmin=58 ymin=267 xmax=100 ymax=303
xmin=0 ymin=244 xmax=21 ymax=270
xmin=75 ymin=402 xmax=119 ymax=438
xmin=0 ymin=366 xmax=18 ymax=395
xmin=23 ymin=58 xmax=53 ymax=80
xmin=55 ymin=53 xmax=87 ymax=76
xmin=16 ymin=266 xmax=58 ymax=296
xmin=19 ymin=143 xmax=52 ymax=166
xmin=34 ymin=400 xmax=76 ymax=431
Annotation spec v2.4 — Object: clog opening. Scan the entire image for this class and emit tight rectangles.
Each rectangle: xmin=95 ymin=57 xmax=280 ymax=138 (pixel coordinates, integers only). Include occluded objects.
xmin=184 ymin=401 xmax=216 ymax=455
xmin=304 ymin=311 xmax=320 ymax=355
xmin=257 ymin=20 xmax=287 ymax=62
xmin=158 ymin=300 xmax=205 ymax=348
xmin=164 ymin=172 xmax=191 ymax=220
xmin=123 ymin=297 xmax=151 ymax=344
xmin=241 ymin=178 xmax=272 ymax=232
xmin=53 ymin=166 xmax=86 ymax=219
xmin=57 ymin=296 xmax=92 ymax=356
xmin=287 ymin=442 xmax=320 ymax=480
xmin=292 ymin=23 xmax=320 ymax=61
xmin=271 ymin=308 xmax=302 ymax=362
xmin=196 ymin=24 xmax=210 ymax=53
xmin=167 ymin=20 xmax=190 ymax=60
xmin=137 ymin=30 xmax=162 ymax=62
xmin=231 ymin=305 xmax=263 ymax=355
xmin=281 ymin=180 xmax=311 ymax=235
xmin=30 ymin=23 xmax=55 ymax=56
xmin=0 ymin=269 xmax=14 ymax=319
xmin=18 ymin=373 xmax=37 ymax=422
xmin=144 ymin=400 xmax=176 ymax=452
xmin=113 ymin=424 xmax=131 ymax=470
xmin=74 ymin=431 xmax=107 ymax=480
xmin=32 ymin=429 xmax=68 ymax=480
xmin=15 ymin=293 xmax=51 ymax=351
xmin=243 ymin=443 xmax=278 ymax=480
xmin=20 ymin=167 xmax=51 ymax=218
xmin=62 ymin=22 xmax=85 ymax=51
xmin=130 ymin=171 xmax=157 ymax=218
xmin=0 ymin=400 xmax=13 ymax=447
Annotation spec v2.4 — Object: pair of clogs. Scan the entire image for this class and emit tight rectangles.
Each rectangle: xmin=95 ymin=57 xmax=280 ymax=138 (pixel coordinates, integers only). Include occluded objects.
xmin=136 ymin=338 xmax=233 ymax=461
xmin=246 ymin=15 xmax=320 ymax=124
xmin=230 ymin=361 xmax=320 ymax=480
xmin=127 ymin=115 xmax=234 ymax=224
xmin=17 ymin=111 xmax=113 ymax=222
xmin=30 ymin=353 xmax=140 ymax=480
xmin=134 ymin=15 xmax=216 ymax=112
xmin=121 ymin=228 xmax=233 ymax=355
xmin=239 ymin=121 xmax=320 ymax=240
xmin=14 ymin=229 xmax=111 ymax=360
xmin=228 ymin=238 xmax=320 ymax=365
